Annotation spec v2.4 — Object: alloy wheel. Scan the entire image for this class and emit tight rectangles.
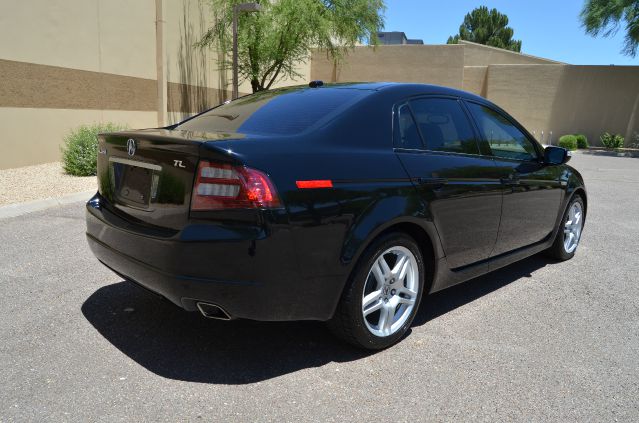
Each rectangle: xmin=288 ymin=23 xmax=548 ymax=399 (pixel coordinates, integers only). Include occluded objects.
xmin=563 ymin=201 xmax=583 ymax=253
xmin=361 ymin=246 xmax=419 ymax=337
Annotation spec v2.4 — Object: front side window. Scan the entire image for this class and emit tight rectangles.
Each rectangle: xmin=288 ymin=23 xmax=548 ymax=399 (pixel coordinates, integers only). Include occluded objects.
xmin=408 ymin=98 xmax=479 ymax=155
xmin=466 ymin=102 xmax=538 ymax=161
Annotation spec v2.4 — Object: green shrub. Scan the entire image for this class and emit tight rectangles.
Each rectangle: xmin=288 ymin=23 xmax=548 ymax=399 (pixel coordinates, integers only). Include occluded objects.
xmin=600 ymin=132 xmax=625 ymax=149
xmin=574 ymin=134 xmax=589 ymax=149
xmin=558 ymin=135 xmax=578 ymax=151
xmin=61 ymin=123 xmax=127 ymax=176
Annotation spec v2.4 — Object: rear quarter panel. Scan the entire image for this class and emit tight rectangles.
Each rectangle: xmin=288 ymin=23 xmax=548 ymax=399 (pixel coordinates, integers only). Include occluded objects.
xmin=209 ymin=91 xmax=445 ymax=316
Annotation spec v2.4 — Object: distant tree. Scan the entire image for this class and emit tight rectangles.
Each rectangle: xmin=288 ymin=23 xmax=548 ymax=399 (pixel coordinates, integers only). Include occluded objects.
xmin=198 ymin=0 xmax=385 ymax=93
xmin=447 ymin=6 xmax=522 ymax=52
xmin=581 ymin=0 xmax=639 ymax=57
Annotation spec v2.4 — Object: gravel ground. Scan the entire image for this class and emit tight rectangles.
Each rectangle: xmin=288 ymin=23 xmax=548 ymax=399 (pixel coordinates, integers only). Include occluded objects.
xmin=0 ymin=162 xmax=96 ymax=206
xmin=0 ymin=152 xmax=638 ymax=422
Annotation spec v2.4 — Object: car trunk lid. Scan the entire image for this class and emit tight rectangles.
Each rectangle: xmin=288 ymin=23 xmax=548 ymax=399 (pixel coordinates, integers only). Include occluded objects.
xmin=97 ymin=129 xmax=241 ymax=230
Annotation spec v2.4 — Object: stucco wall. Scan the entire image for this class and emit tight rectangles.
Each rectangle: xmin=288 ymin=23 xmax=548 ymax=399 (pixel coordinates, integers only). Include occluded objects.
xmin=312 ymin=43 xmax=638 ymax=147
xmin=462 ymin=66 xmax=488 ymax=96
xmin=0 ymin=109 xmax=157 ymax=169
xmin=0 ymin=0 xmax=311 ymax=169
xmin=485 ymin=65 xmax=639 ymax=145
xmin=0 ymin=0 xmax=159 ymax=169
xmin=460 ymin=41 xmax=560 ymax=66
xmin=0 ymin=0 xmax=158 ymax=79
xmin=311 ymin=45 xmax=466 ymax=89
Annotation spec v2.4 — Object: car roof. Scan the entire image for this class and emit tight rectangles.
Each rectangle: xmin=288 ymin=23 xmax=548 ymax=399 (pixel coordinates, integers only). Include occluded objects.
xmin=297 ymin=81 xmax=488 ymax=103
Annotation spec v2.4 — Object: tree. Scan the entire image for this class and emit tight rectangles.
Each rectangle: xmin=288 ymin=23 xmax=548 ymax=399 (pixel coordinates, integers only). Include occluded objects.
xmin=447 ymin=6 xmax=522 ymax=52
xmin=581 ymin=0 xmax=639 ymax=57
xmin=198 ymin=0 xmax=385 ymax=93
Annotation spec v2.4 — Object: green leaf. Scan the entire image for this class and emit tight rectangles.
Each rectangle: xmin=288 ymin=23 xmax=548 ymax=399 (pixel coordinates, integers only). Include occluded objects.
xmin=581 ymin=0 xmax=639 ymax=57
xmin=198 ymin=0 xmax=386 ymax=92
xmin=61 ymin=123 xmax=128 ymax=176
xmin=446 ymin=6 xmax=522 ymax=52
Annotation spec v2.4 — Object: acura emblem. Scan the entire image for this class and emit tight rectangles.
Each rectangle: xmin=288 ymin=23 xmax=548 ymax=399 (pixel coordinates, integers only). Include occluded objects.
xmin=127 ymin=138 xmax=136 ymax=156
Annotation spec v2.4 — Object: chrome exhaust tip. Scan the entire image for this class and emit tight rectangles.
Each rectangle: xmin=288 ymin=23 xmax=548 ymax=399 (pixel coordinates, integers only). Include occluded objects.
xmin=196 ymin=302 xmax=231 ymax=320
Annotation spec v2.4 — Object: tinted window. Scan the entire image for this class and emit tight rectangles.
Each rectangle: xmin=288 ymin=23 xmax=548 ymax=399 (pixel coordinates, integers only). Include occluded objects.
xmin=176 ymin=88 xmax=368 ymax=135
xmin=409 ymin=98 xmax=479 ymax=155
xmin=395 ymin=103 xmax=423 ymax=149
xmin=467 ymin=102 xmax=538 ymax=160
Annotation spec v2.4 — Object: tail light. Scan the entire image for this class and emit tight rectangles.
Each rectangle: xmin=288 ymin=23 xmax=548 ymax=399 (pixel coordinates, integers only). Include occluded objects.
xmin=191 ymin=161 xmax=281 ymax=210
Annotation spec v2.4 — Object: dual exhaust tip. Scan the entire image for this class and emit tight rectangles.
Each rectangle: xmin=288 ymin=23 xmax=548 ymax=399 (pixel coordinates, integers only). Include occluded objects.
xmin=196 ymin=302 xmax=231 ymax=320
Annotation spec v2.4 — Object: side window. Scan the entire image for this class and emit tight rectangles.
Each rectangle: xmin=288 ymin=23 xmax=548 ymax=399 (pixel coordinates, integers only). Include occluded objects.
xmin=394 ymin=103 xmax=423 ymax=149
xmin=408 ymin=98 xmax=479 ymax=155
xmin=467 ymin=102 xmax=538 ymax=161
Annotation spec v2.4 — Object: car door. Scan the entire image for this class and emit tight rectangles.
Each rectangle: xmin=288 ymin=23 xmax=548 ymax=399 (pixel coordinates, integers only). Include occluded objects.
xmin=394 ymin=97 xmax=503 ymax=270
xmin=464 ymin=101 xmax=563 ymax=256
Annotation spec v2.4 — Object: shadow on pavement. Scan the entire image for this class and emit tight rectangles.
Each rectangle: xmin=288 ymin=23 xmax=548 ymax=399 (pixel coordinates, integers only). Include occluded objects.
xmin=414 ymin=254 xmax=551 ymax=326
xmin=82 ymin=254 xmax=550 ymax=384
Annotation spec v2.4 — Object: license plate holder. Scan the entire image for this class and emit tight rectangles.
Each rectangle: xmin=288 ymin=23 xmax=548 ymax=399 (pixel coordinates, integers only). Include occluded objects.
xmin=109 ymin=158 xmax=161 ymax=209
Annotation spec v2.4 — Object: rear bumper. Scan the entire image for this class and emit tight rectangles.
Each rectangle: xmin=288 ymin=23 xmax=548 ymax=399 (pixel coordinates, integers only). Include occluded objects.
xmin=85 ymin=194 xmax=340 ymax=321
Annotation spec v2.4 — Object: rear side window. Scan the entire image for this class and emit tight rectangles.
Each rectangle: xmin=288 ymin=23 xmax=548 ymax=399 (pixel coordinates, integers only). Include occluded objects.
xmin=407 ymin=98 xmax=479 ymax=155
xmin=176 ymin=88 xmax=368 ymax=136
xmin=395 ymin=103 xmax=423 ymax=149
xmin=466 ymin=102 xmax=538 ymax=161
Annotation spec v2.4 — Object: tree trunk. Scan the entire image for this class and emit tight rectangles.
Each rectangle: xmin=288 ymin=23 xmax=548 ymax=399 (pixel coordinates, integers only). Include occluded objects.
xmin=251 ymin=79 xmax=263 ymax=93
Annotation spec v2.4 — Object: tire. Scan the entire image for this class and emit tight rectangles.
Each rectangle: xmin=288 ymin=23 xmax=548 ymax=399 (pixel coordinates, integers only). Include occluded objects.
xmin=328 ymin=232 xmax=425 ymax=350
xmin=546 ymin=195 xmax=585 ymax=261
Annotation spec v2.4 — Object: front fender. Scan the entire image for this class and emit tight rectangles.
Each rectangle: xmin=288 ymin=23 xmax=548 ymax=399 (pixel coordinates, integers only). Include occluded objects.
xmin=550 ymin=164 xmax=587 ymax=238
xmin=563 ymin=165 xmax=587 ymax=213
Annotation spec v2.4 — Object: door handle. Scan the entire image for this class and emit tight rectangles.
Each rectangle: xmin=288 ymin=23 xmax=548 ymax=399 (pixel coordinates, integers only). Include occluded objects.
xmin=413 ymin=177 xmax=447 ymax=190
xmin=500 ymin=174 xmax=520 ymax=185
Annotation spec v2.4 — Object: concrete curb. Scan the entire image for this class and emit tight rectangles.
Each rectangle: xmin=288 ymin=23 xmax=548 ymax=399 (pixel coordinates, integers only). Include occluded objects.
xmin=0 ymin=190 xmax=95 ymax=220
xmin=577 ymin=149 xmax=639 ymax=158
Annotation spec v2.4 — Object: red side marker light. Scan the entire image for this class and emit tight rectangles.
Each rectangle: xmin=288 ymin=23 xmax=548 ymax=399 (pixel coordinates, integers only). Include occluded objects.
xmin=296 ymin=180 xmax=333 ymax=189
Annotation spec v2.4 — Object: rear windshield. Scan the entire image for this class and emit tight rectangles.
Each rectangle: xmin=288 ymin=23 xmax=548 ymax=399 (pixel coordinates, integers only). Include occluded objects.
xmin=175 ymin=87 xmax=368 ymax=136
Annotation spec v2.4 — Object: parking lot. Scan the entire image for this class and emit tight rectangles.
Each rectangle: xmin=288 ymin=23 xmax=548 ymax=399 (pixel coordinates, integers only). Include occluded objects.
xmin=1 ymin=152 xmax=638 ymax=422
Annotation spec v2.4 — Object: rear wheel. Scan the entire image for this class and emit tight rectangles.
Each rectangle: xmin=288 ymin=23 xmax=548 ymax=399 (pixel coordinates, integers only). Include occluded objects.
xmin=328 ymin=232 xmax=424 ymax=350
xmin=546 ymin=195 xmax=585 ymax=260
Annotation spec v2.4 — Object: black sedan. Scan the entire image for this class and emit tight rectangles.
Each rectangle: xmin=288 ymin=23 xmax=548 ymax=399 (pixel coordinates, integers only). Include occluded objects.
xmin=86 ymin=82 xmax=586 ymax=349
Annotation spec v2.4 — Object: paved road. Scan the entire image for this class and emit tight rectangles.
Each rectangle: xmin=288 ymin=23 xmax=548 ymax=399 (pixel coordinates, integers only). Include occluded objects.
xmin=1 ymin=153 xmax=638 ymax=422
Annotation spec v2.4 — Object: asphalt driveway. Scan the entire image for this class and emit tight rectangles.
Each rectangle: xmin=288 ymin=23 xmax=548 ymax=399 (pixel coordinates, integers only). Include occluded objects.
xmin=1 ymin=152 xmax=638 ymax=422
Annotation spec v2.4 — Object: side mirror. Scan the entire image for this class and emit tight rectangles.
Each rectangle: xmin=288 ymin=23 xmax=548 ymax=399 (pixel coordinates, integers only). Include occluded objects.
xmin=544 ymin=146 xmax=570 ymax=165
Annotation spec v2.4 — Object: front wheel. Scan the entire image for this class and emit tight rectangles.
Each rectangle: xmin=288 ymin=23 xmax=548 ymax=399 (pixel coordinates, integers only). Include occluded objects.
xmin=328 ymin=232 xmax=424 ymax=350
xmin=546 ymin=195 xmax=585 ymax=260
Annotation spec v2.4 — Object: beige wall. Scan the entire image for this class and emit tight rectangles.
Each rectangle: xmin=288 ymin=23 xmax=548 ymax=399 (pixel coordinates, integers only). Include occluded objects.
xmin=0 ymin=0 xmax=311 ymax=169
xmin=462 ymin=66 xmax=488 ymax=96
xmin=312 ymin=42 xmax=557 ymax=89
xmin=486 ymin=64 xmax=639 ymax=145
xmin=312 ymin=45 xmax=466 ymax=89
xmin=0 ymin=0 xmax=160 ymax=169
xmin=312 ymin=42 xmax=638 ymax=147
xmin=460 ymin=41 xmax=560 ymax=66
xmin=0 ymin=0 xmax=157 ymax=79
xmin=0 ymin=108 xmax=157 ymax=169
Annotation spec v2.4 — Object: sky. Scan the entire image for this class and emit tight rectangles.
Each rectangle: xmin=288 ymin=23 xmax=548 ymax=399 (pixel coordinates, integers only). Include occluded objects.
xmin=383 ymin=0 xmax=637 ymax=65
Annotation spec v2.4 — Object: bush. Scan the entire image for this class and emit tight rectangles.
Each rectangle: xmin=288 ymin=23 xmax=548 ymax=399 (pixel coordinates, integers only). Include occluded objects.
xmin=61 ymin=123 xmax=127 ymax=176
xmin=600 ymin=132 xmax=625 ymax=149
xmin=558 ymin=135 xmax=578 ymax=150
xmin=574 ymin=134 xmax=588 ymax=149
